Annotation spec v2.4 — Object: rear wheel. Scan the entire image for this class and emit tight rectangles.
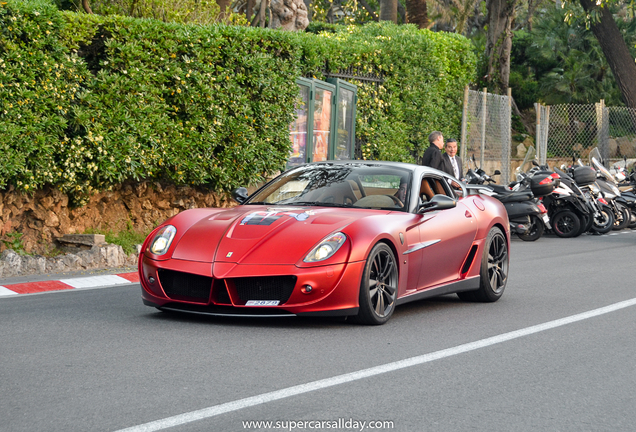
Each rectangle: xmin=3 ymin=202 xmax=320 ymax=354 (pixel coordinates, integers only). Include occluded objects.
xmin=458 ymin=227 xmax=508 ymax=302
xmin=354 ymin=243 xmax=398 ymax=325
xmin=517 ymin=215 xmax=544 ymax=241
xmin=551 ymin=211 xmax=581 ymax=238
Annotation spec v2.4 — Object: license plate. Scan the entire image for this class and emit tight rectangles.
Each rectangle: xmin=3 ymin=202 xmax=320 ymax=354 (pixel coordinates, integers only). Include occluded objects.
xmin=542 ymin=214 xmax=550 ymax=224
xmin=245 ymin=300 xmax=280 ymax=306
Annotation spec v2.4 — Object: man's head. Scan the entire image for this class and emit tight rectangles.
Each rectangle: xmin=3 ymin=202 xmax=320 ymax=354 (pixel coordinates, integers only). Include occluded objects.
xmin=445 ymin=139 xmax=458 ymax=157
xmin=428 ymin=131 xmax=444 ymax=149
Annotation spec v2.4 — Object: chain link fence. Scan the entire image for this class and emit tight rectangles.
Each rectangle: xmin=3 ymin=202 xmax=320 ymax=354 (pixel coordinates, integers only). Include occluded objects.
xmin=536 ymin=101 xmax=636 ymax=167
xmin=460 ymin=87 xmax=512 ymax=184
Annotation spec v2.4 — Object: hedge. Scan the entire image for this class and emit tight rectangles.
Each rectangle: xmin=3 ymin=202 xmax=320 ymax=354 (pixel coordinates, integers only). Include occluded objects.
xmin=0 ymin=0 xmax=475 ymax=204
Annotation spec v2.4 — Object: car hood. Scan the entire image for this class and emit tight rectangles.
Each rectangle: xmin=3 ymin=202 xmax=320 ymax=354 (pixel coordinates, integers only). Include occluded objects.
xmin=171 ymin=206 xmax=386 ymax=265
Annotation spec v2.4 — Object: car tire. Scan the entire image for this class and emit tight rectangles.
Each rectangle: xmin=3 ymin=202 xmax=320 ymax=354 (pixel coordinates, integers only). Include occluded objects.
xmin=517 ymin=215 xmax=544 ymax=241
xmin=458 ymin=226 xmax=508 ymax=302
xmin=354 ymin=242 xmax=398 ymax=325
xmin=551 ymin=210 xmax=581 ymax=238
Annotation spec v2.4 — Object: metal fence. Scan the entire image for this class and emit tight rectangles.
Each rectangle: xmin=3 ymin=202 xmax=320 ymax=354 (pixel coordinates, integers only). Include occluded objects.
xmin=460 ymin=87 xmax=512 ymax=184
xmin=536 ymin=100 xmax=636 ymax=167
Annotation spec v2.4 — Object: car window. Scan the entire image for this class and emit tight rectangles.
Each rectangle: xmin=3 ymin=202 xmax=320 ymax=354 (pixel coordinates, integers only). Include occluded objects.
xmin=262 ymin=180 xmax=310 ymax=203
xmin=447 ymin=178 xmax=465 ymax=199
xmin=247 ymin=164 xmax=411 ymax=211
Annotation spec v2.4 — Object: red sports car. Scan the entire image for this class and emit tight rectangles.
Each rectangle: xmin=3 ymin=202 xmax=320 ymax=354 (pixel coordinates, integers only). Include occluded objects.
xmin=139 ymin=161 xmax=510 ymax=325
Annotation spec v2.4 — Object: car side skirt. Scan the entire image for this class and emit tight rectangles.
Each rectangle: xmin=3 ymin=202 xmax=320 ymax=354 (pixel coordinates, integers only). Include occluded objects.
xmin=396 ymin=276 xmax=480 ymax=306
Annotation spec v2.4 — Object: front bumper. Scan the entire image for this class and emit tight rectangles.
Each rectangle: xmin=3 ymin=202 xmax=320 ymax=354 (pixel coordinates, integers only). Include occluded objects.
xmin=139 ymin=255 xmax=364 ymax=317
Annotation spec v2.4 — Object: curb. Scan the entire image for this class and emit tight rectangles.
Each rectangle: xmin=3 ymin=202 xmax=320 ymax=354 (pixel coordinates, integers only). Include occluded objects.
xmin=0 ymin=272 xmax=139 ymax=296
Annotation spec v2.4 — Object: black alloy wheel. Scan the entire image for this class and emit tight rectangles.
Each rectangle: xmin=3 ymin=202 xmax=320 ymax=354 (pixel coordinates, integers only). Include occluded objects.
xmin=517 ymin=215 xmax=544 ymax=241
xmin=355 ymin=242 xmax=398 ymax=325
xmin=458 ymin=226 xmax=508 ymax=302
xmin=551 ymin=210 xmax=581 ymax=238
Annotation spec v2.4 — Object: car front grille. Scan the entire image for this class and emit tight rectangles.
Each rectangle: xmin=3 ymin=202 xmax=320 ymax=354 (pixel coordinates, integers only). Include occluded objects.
xmin=232 ymin=276 xmax=297 ymax=304
xmin=158 ymin=269 xmax=212 ymax=303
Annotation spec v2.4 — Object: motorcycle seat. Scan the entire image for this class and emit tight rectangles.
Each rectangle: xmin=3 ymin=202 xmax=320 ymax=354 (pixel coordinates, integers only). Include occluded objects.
xmin=494 ymin=191 xmax=534 ymax=203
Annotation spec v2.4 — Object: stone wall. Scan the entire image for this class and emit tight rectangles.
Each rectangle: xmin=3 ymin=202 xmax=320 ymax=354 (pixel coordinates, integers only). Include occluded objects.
xmin=0 ymin=182 xmax=234 ymax=256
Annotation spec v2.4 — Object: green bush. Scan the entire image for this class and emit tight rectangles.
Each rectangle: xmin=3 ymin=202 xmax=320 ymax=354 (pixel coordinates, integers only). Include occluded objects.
xmin=0 ymin=1 xmax=475 ymax=203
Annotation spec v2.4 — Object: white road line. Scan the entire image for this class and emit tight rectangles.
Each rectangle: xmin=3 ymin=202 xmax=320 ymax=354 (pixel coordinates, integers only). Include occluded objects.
xmin=115 ymin=297 xmax=636 ymax=432
xmin=0 ymin=286 xmax=18 ymax=296
xmin=59 ymin=275 xmax=132 ymax=289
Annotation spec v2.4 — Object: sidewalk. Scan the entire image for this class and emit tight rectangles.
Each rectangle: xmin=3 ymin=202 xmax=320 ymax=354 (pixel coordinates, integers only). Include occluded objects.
xmin=0 ymin=266 xmax=139 ymax=296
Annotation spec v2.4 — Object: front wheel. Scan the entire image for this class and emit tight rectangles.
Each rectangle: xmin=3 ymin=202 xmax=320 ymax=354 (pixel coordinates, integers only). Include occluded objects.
xmin=551 ymin=210 xmax=581 ymax=238
xmin=591 ymin=205 xmax=615 ymax=234
xmin=517 ymin=215 xmax=544 ymax=241
xmin=612 ymin=202 xmax=631 ymax=231
xmin=354 ymin=243 xmax=398 ymax=325
xmin=458 ymin=226 xmax=508 ymax=302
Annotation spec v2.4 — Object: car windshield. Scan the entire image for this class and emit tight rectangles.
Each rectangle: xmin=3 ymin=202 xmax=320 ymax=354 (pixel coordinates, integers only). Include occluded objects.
xmin=247 ymin=164 xmax=412 ymax=211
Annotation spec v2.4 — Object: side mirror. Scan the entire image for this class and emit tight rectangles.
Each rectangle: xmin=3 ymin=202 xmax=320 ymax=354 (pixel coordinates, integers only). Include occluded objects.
xmin=418 ymin=194 xmax=456 ymax=213
xmin=231 ymin=187 xmax=249 ymax=204
xmin=493 ymin=170 xmax=501 ymax=176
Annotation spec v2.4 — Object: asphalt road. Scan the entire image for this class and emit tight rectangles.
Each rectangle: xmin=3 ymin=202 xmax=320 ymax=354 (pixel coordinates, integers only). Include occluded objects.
xmin=1 ymin=231 xmax=635 ymax=432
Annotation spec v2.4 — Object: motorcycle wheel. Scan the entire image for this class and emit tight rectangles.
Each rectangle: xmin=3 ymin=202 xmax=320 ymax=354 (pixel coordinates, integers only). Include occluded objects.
xmin=612 ymin=202 xmax=631 ymax=231
xmin=591 ymin=206 xmax=615 ymax=234
xmin=517 ymin=215 xmax=544 ymax=241
xmin=551 ymin=210 xmax=581 ymax=238
xmin=575 ymin=213 xmax=591 ymax=237
xmin=629 ymin=210 xmax=636 ymax=229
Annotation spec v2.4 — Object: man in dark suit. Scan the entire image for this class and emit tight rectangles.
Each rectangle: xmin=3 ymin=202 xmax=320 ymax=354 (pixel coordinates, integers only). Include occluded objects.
xmin=441 ymin=138 xmax=463 ymax=180
xmin=422 ymin=131 xmax=444 ymax=171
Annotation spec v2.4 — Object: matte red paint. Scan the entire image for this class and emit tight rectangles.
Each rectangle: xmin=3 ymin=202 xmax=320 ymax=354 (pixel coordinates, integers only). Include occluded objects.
xmin=139 ymin=162 xmax=510 ymax=318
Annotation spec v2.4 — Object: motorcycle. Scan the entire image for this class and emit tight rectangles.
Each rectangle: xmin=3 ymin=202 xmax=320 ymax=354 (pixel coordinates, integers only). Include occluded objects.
xmin=515 ymin=147 xmax=592 ymax=238
xmin=587 ymin=149 xmax=632 ymax=231
xmin=465 ymin=154 xmax=550 ymax=241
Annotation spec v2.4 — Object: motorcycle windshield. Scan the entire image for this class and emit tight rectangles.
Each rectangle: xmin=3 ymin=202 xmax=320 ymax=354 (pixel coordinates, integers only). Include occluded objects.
xmin=589 ymin=147 xmax=616 ymax=183
xmin=516 ymin=146 xmax=537 ymax=176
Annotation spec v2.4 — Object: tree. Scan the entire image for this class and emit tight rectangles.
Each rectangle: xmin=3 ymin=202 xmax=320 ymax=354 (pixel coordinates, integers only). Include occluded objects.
xmin=405 ymin=0 xmax=428 ymax=28
xmin=379 ymin=0 xmax=398 ymax=22
xmin=484 ymin=0 xmax=517 ymax=95
xmin=577 ymin=0 xmax=636 ymax=108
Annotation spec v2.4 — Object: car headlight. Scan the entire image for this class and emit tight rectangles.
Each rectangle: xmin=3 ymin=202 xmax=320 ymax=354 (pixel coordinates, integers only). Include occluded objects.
xmin=304 ymin=232 xmax=347 ymax=263
xmin=149 ymin=225 xmax=177 ymax=255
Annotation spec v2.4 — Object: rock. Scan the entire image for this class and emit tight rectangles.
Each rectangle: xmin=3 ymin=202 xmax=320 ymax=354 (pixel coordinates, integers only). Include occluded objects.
xmin=22 ymin=255 xmax=46 ymax=274
xmin=517 ymin=143 xmax=527 ymax=158
xmin=1 ymin=250 xmax=22 ymax=276
xmin=57 ymin=234 xmax=106 ymax=248
xmin=99 ymin=244 xmax=126 ymax=268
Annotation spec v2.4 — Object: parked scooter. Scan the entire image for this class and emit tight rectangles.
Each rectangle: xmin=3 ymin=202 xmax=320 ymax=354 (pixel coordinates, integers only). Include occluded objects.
xmin=465 ymin=155 xmax=550 ymax=241
xmin=587 ymin=148 xmax=632 ymax=231
xmin=613 ymin=158 xmax=636 ymax=228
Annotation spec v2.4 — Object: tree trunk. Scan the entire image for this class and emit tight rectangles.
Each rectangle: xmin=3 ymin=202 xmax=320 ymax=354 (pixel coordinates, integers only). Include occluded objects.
xmin=81 ymin=0 xmax=93 ymax=14
xmin=579 ymin=0 xmax=636 ymax=109
xmin=216 ymin=0 xmax=231 ymax=21
xmin=484 ymin=0 xmax=516 ymax=95
xmin=379 ymin=0 xmax=398 ymax=22
xmin=405 ymin=0 xmax=428 ymax=29
xmin=246 ymin=0 xmax=255 ymax=22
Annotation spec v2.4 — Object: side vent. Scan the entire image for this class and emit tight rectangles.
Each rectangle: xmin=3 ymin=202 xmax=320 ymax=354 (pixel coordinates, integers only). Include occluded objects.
xmin=460 ymin=245 xmax=478 ymax=276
